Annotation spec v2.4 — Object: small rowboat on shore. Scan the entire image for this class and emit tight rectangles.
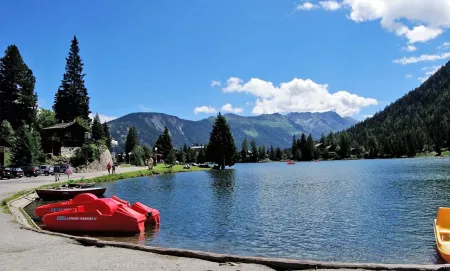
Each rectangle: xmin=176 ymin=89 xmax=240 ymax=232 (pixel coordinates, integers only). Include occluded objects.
xmin=434 ymin=207 xmax=450 ymax=263
xmin=36 ymin=186 xmax=106 ymax=200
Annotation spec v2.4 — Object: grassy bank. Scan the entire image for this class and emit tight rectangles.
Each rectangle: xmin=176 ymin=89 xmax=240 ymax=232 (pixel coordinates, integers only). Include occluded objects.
xmin=1 ymin=164 xmax=209 ymax=212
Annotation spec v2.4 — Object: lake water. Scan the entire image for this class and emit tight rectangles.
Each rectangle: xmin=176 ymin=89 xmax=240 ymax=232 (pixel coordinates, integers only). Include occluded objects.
xmin=30 ymin=158 xmax=450 ymax=264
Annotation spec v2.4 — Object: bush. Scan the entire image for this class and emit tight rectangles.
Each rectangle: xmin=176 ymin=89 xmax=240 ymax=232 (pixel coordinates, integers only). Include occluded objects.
xmin=71 ymin=144 xmax=100 ymax=167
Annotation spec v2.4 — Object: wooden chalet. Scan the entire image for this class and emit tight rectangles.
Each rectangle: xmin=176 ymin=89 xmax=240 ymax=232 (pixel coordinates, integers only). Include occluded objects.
xmin=42 ymin=121 xmax=88 ymax=156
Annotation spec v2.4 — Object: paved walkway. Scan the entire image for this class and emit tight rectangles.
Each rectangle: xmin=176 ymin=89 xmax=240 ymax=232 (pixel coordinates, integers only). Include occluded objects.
xmin=0 ymin=167 xmax=273 ymax=271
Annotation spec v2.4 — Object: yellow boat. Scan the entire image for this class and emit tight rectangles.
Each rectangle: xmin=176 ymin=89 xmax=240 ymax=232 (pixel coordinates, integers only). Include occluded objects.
xmin=434 ymin=207 xmax=450 ymax=263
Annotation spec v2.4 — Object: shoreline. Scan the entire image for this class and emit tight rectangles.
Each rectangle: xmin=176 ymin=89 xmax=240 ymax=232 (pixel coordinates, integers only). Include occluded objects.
xmin=1 ymin=165 xmax=448 ymax=270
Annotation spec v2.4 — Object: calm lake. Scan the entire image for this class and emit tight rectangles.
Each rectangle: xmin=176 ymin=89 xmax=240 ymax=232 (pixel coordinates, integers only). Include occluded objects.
xmin=28 ymin=158 xmax=450 ymax=264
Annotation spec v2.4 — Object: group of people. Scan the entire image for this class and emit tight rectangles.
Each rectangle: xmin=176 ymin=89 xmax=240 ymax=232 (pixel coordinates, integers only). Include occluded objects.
xmin=54 ymin=164 xmax=73 ymax=182
xmin=107 ymin=162 xmax=116 ymax=174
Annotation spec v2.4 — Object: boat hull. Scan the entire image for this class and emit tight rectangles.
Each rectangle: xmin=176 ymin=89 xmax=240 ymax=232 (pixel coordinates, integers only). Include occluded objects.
xmin=42 ymin=198 xmax=146 ymax=233
xmin=36 ymin=187 xmax=106 ymax=200
xmin=434 ymin=207 xmax=450 ymax=263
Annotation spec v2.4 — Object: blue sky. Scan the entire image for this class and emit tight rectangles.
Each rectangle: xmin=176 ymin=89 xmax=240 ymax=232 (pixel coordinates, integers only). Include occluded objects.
xmin=1 ymin=0 xmax=449 ymax=122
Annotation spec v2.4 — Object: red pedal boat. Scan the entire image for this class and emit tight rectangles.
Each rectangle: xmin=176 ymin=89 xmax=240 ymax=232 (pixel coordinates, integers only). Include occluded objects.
xmin=287 ymin=161 xmax=295 ymax=165
xmin=36 ymin=193 xmax=160 ymax=231
xmin=42 ymin=198 xmax=146 ymax=233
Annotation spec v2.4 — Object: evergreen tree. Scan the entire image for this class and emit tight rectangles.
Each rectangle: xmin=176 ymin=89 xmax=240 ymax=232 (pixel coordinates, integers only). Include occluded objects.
xmin=206 ymin=112 xmax=237 ymax=169
xmin=269 ymin=145 xmax=276 ymax=161
xmin=0 ymin=120 xmax=14 ymax=147
xmin=91 ymin=114 xmax=104 ymax=141
xmin=250 ymin=138 xmax=258 ymax=162
xmin=304 ymin=133 xmax=315 ymax=161
xmin=275 ymin=147 xmax=282 ymax=161
xmin=102 ymin=121 xmax=112 ymax=150
xmin=132 ymin=145 xmax=145 ymax=166
xmin=154 ymin=126 xmax=173 ymax=159
xmin=197 ymin=147 xmax=206 ymax=163
xmin=53 ymin=36 xmax=90 ymax=122
xmin=240 ymin=137 xmax=249 ymax=162
xmin=11 ymin=125 xmax=43 ymax=165
xmin=125 ymin=126 xmax=139 ymax=154
xmin=258 ymin=146 xmax=266 ymax=161
xmin=338 ymin=132 xmax=351 ymax=158
xmin=291 ymin=135 xmax=297 ymax=160
xmin=176 ymin=147 xmax=185 ymax=163
xmin=299 ymin=133 xmax=307 ymax=160
xmin=0 ymin=45 xmax=38 ymax=130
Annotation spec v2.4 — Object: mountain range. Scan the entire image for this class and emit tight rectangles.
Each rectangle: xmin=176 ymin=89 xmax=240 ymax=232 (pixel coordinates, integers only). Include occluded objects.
xmin=108 ymin=111 xmax=357 ymax=150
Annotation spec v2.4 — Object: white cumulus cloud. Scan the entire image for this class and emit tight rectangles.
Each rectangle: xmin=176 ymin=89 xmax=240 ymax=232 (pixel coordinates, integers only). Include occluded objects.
xmin=438 ymin=42 xmax=450 ymax=49
xmin=221 ymin=103 xmax=243 ymax=114
xmin=393 ymin=52 xmax=450 ymax=65
xmin=139 ymin=105 xmax=151 ymax=112
xmin=222 ymin=77 xmax=378 ymax=117
xmin=88 ymin=113 xmax=117 ymax=123
xmin=405 ymin=74 xmax=413 ymax=78
xmin=319 ymin=1 xmax=341 ymax=11
xmin=402 ymin=45 xmax=417 ymax=52
xmin=194 ymin=106 xmax=217 ymax=115
xmin=296 ymin=2 xmax=318 ymax=10
xmin=210 ymin=80 xmax=221 ymax=87
xmin=318 ymin=0 xmax=450 ymax=44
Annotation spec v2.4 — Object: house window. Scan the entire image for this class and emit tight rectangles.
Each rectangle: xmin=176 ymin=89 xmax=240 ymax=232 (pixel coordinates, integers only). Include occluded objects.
xmin=64 ymin=132 xmax=71 ymax=138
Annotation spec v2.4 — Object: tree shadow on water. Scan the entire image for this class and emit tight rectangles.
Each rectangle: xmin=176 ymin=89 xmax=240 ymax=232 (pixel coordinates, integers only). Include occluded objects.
xmin=207 ymin=169 xmax=236 ymax=198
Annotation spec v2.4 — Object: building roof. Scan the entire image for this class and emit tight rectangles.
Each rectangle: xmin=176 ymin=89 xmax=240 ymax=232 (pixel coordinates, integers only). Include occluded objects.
xmin=190 ymin=146 xmax=204 ymax=149
xmin=43 ymin=121 xmax=76 ymax=130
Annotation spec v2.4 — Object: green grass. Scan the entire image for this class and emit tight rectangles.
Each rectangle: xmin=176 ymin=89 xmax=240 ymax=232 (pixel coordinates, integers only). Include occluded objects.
xmin=0 ymin=164 xmax=210 ymax=208
xmin=2 ymin=205 xmax=11 ymax=214
xmin=415 ymin=150 xmax=450 ymax=157
xmin=118 ymin=163 xmax=132 ymax=168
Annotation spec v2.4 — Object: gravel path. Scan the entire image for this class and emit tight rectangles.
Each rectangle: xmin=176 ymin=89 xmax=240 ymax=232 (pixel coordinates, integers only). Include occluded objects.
xmin=0 ymin=167 xmax=274 ymax=271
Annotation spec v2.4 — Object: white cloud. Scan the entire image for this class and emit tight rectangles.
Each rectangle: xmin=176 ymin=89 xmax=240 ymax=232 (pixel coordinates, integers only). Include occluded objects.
xmin=245 ymin=102 xmax=253 ymax=107
xmin=402 ymin=45 xmax=417 ymax=52
xmin=418 ymin=65 xmax=442 ymax=82
xmin=139 ymin=105 xmax=151 ymax=112
xmin=210 ymin=80 xmax=221 ymax=87
xmin=438 ymin=42 xmax=450 ymax=49
xmin=321 ymin=0 xmax=450 ymax=44
xmin=222 ymin=77 xmax=378 ymax=117
xmin=194 ymin=106 xmax=217 ymax=115
xmin=362 ymin=114 xmax=373 ymax=119
xmin=405 ymin=74 xmax=413 ymax=78
xmin=296 ymin=2 xmax=318 ymax=10
xmin=319 ymin=1 xmax=341 ymax=11
xmin=88 ymin=113 xmax=117 ymax=123
xmin=393 ymin=52 xmax=450 ymax=65
xmin=221 ymin=103 xmax=243 ymax=114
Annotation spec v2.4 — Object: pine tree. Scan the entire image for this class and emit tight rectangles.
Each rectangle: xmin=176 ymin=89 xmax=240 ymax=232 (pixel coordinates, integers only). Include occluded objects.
xmin=206 ymin=112 xmax=237 ymax=169
xmin=0 ymin=120 xmax=14 ymax=147
xmin=291 ymin=135 xmax=297 ymax=160
xmin=125 ymin=126 xmax=139 ymax=154
xmin=269 ymin=145 xmax=276 ymax=161
xmin=275 ymin=147 xmax=282 ymax=161
xmin=250 ymin=138 xmax=258 ymax=162
xmin=102 ymin=121 xmax=112 ymax=150
xmin=197 ymin=147 xmax=206 ymax=163
xmin=11 ymin=125 xmax=43 ymax=165
xmin=91 ymin=114 xmax=104 ymax=141
xmin=303 ymin=133 xmax=314 ymax=161
xmin=258 ymin=145 xmax=266 ymax=160
xmin=165 ymin=149 xmax=176 ymax=167
xmin=338 ymin=132 xmax=351 ymax=158
xmin=53 ymin=36 xmax=90 ymax=122
xmin=0 ymin=45 xmax=38 ymax=130
xmin=299 ymin=133 xmax=307 ymax=160
xmin=240 ymin=137 xmax=249 ymax=162
xmin=154 ymin=126 xmax=173 ymax=159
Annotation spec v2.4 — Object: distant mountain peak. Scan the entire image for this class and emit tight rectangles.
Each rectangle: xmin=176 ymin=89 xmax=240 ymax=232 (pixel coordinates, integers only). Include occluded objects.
xmin=108 ymin=111 xmax=357 ymax=149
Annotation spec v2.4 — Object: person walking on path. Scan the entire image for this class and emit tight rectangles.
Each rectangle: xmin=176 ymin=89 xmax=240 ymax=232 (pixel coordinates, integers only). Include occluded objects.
xmin=65 ymin=164 xmax=73 ymax=181
xmin=54 ymin=166 xmax=60 ymax=182
xmin=112 ymin=163 xmax=116 ymax=174
xmin=107 ymin=162 xmax=111 ymax=174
